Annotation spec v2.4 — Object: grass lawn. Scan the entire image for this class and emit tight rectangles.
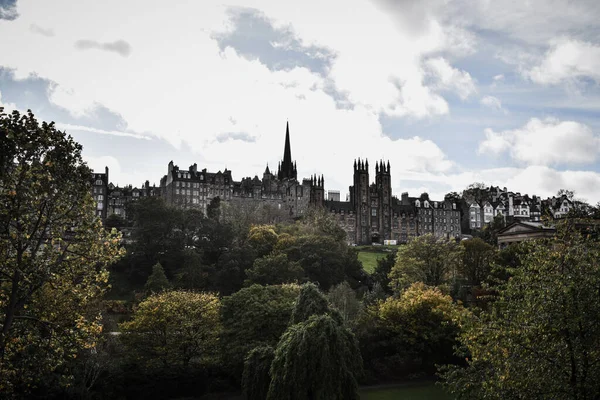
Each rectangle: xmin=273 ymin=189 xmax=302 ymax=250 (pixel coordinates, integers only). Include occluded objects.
xmin=357 ymin=251 xmax=388 ymax=274
xmin=359 ymin=382 xmax=452 ymax=400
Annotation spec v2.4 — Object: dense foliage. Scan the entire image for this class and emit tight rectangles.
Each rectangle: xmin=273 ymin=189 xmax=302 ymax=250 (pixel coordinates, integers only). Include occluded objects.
xmin=0 ymin=109 xmax=123 ymax=397
xmin=242 ymin=345 xmax=275 ymax=400
xmin=220 ymin=284 xmax=300 ymax=375
xmin=442 ymin=221 xmax=600 ymax=399
xmin=120 ymin=290 xmax=221 ymax=370
xmin=357 ymin=283 xmax=467 ymax=380
xmin=267 ymin=283 xmax=363 ymax=400
xmin=389 ymin=234 xmax=463 ymax=291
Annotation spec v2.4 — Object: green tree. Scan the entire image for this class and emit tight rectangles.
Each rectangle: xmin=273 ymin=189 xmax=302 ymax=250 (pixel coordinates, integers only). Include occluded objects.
xmin=371 ymin=252 xmax=396 ymax=293
xmin=220 ymin=284 xmax=300 ymax=376
xmin=0 ymin=109 xmax=123 ymax=395
xmin=174 ymin=248 xmax=210 ymax=290
xmin=389 ymin=234 xmax=463 ymax=291
xmin=144 ymin=262 xmax=171 ymax=294
xmin=104 ymin=213 xmax=127 ymax=229
xmin=267 ymin=314 xmax=363 ymax=400
xmin=442 ymin=220 xmax=600 ymax=399
xmin=207 ymin=196 xmax=221 ymax=220
xmin=247 ymin=224 xmax=279 ymax=258
xmin=277 ymin=235 xmax=355 ymax=290
xmin=242 ymin=346 xmax=275 ymax=400
xmin=127 ymin=197 xmax=183 ymax=281
xmin=290 ymin=282 xmax=331 ymax=325
xmin=357 ymin=283 xmax=466 ymax=380
xmin=245 ymin=252 xmax=304 ymax=286
xmin=327 ymin=281 xmax=360 ymax=325
xmin=120 ymin=290 xmax=221 ymax=370
xmin=460 ymin=238 xmax=495 ymax=286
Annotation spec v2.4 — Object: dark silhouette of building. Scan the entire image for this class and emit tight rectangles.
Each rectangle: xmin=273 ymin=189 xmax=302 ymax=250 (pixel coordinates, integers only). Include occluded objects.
xmin=327 ymin=159 xmax=460 ymax=245
xmin=158 ymin=122 xmax=324 ymax=217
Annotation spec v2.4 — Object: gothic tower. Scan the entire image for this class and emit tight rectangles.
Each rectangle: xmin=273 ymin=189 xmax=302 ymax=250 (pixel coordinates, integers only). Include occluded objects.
xmin=376 ymin=160 xmax=392 ymax=242
xmin=351 ymin=158 xmax=370 ymax=245
xmin=277 ymin=121 xmax=297 ymax=180
xmin=309 ymin=174 xmax=325 ymax=207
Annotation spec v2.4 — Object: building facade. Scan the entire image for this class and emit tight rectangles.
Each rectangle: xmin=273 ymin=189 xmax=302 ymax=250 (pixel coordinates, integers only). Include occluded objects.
xmin=327 ymin=160 xmax=460 ymax=245
xmin=158 ymin=122 xmax=325 ymax=217
xmin=91 ymin=167 xmax=109 ymax=220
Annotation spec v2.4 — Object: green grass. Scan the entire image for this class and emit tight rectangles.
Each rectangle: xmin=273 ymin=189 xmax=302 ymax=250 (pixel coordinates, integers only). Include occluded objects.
xmin=359 ymin=382 xmax=451 ymax=400
xmin=357 ymin=251 xmax=388 ymax=274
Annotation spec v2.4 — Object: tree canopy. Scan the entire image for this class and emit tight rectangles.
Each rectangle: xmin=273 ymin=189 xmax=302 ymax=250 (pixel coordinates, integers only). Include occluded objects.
xmin=120 ymin=290 xmax=221 ymax=370
xmin=220 ymin=284 xmax=300 ymax=375
xmin=442 ymin=220 xmax=600 ymax=399
xmin=357 ymin=282 xmax=466 ymax=380
xmin=0 ymin=109 xmax=123 ymax=395
xmin=389 ymin=234 xmax=462 ymax=291
xmin=267 ymin=283 xmax=363 ymax=400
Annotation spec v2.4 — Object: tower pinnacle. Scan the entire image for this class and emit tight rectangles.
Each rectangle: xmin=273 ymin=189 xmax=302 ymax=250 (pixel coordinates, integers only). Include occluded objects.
xmin=278 ymin=121 xmax=297 ymax=180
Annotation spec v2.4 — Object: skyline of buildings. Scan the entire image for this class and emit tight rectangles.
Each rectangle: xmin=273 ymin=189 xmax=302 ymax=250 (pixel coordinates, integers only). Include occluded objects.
xmin=91 ymin=122 xmax=584 ymax=244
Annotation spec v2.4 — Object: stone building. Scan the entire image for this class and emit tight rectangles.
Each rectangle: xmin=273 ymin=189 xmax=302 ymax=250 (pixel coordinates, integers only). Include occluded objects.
xmin=91 ymin=167 xmax=109 ymax=220
xmin=91 ymin=164 xmax=159 ymax=222
xmin=326 ymin=159 xmax=459 ymax=245
xmin=400 ymin=193 xmax=461 ymax=240
xmin=158 ymin=122 xmax=324 ymax=217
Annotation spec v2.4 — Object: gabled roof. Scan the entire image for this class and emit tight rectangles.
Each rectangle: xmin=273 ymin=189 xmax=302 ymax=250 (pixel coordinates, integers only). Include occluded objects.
xmin=497 ymin=221 xmax=555 ymax=236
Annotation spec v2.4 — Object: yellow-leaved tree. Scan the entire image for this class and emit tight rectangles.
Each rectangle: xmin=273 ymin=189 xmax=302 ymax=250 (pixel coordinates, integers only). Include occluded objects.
xmin=0 ymin=108 xmax=124 ymax=396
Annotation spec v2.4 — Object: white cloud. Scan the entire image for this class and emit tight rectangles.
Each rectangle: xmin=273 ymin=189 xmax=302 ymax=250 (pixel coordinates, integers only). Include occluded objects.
xmin=393 ymin=166 xmax=600 ymax=205
xmin=443 ymin=0 xmax=600 ymax=45
xmin=2 ymin=0 xmax=600 ymax=206
xmin=424 ymin=57 xmax=477 ymax=100
xmin=83 ymin=155 xmax=151 ymax=188
xmin=480 ymin=95 xmax=506 ymax=113
xmin=56 ymin=123 xmax=153 ymax=140
xmin=478 ymin=117 xmax=600 ymax=166
xmin=0 ymin=90 xmax=18 ymax=113
xmin=527 ymin=38 xmax=600 ymax=85
xmin=0 ymin=0 xmax=466 ymax=193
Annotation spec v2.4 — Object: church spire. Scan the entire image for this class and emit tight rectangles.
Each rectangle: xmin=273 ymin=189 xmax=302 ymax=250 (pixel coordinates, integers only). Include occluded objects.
xmin=279 ymin=121 xmax=296 ymax=180
xmin=283 ymin=121 xmax=292 ymax=166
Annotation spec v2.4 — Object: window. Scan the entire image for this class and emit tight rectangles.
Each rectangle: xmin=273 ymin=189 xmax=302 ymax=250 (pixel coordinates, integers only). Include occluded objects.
xmin=371 ymin=208 xmax=377 ymax=216
xmin=97 ymin=194 xmax=104 ymax=201
xmin=95 ymin=179 xmax=103 ymax=186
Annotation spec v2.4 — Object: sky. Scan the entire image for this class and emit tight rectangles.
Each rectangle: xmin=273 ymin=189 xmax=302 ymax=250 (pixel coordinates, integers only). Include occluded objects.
xmin=1 ymin=0 xmax=600 ymax=203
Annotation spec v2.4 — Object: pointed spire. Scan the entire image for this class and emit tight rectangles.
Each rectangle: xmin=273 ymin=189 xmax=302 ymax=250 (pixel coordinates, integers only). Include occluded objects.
xmin=365 ymin=159 xmax=369 ymax=171
xmin=283 ymin=121 xmax=292 ymax=165
xmin=376 ymin=161 xmax=379 ymax=173
xmin=387 ymin=160 xmax=390 ymax=172
xmin=280 ymin=121 xmax=295 ymax=180
xmin=265 ymin=163 xmax=270 ymax=175
xmin=354 ymin=159 xmax=357 ymax=170
xmin=321 ymin=174 xmax=324 ymax=186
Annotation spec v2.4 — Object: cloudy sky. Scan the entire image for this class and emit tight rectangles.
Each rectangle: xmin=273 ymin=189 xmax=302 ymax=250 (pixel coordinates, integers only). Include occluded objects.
xmin=2 ymin=0 xmax=600 ymax=203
